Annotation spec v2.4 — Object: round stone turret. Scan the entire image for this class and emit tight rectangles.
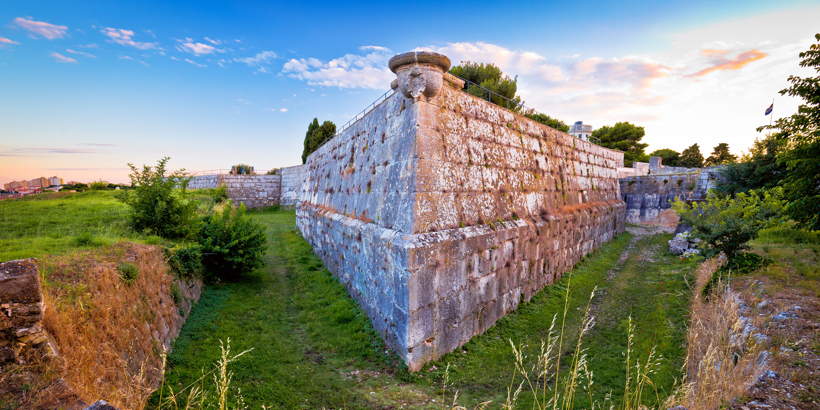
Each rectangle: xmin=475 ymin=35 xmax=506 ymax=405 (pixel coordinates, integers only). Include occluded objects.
xmin=388 ymin=51 xmax=451 ymax=102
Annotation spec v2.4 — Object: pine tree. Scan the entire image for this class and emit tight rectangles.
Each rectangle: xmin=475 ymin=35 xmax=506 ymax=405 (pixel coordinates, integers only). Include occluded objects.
xmin=679 ymin=143 xmax=704 ymax=168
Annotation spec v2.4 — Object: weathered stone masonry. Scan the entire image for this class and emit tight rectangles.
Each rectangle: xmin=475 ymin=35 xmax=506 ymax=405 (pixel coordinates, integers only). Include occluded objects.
xmin=188 ymin=165 xmax=305 ymax=209
xmin=295 ymin=51 xmax=626 ymax=370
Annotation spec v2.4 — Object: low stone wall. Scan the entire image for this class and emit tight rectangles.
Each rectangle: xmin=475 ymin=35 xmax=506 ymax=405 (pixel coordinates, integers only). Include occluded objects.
xmin=0 ymin=259 xmax=56 ymax=363
xmin=188 ymin=174 xmax=283 ymax=208
xmin=217 ymin=175 xmax=281 ymax=209
xmin=188 ymin=175 xmax=219 ymax=190
xmin=279 ymin=165 xmax=307 ymax=209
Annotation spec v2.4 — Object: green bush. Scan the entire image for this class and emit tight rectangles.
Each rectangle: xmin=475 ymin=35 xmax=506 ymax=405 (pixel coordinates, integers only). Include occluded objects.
xmin=673 ymin=188 xmax=786 ymax=263
xmin=756 ymin=227 xmax=820 ymax=245
xmin=116 ymin=157 xmax=198 ymax=239
xmin=196 ymin=202 xmax=267 ymax=280
xmin=89 ymin=180 xmax=109 ymax=191
xmin=117 ymin=262 xmax=139 ymax=285
xmin=211 ymin=185 xmax=229 ymax=204
xmin=165 ymin=243 xmax=203 ymax=278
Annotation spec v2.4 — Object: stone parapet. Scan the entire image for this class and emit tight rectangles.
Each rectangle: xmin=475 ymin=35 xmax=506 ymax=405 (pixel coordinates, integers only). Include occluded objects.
xmin=0 ymin=258 xmax=56 ymax=363
xmin=296 ymin=51 xmax=627 ymax=370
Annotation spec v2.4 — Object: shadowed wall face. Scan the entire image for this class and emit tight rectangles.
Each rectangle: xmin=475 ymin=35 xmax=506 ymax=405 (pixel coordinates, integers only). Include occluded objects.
xmin=295 ymin=51 xmax=626 ymax=370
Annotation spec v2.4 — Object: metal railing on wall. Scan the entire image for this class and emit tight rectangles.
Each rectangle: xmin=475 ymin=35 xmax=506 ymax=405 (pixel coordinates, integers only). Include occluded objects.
xmin=311 ymin=72 xmax=601 ymax=154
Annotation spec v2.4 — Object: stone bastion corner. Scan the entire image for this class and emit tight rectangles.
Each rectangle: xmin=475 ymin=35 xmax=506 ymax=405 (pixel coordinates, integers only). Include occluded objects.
xmin=294 ymin=50 xmax=627 ymax=370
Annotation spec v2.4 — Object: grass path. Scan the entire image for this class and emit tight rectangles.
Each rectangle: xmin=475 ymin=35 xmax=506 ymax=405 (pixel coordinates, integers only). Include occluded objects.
xmin=159 ymin=211 xmax=697 ymax=409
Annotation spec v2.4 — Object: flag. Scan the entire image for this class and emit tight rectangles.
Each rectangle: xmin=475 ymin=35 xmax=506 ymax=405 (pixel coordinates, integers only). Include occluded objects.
xmin=765 ymin=103 xmax=773 ymax=115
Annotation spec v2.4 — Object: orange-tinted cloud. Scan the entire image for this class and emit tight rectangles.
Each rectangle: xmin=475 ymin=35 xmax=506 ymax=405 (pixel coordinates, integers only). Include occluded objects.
xmin=685 ymin=49 xmax=767 ymax=77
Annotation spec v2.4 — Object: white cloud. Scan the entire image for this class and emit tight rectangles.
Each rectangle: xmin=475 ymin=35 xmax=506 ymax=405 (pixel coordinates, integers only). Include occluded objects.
xmin=282 ymin=47 xmax=394 ymax=89
xmin=50 ymin=52 xmax=77 ymax=63
xmin=102 ymin=27 xmax=157 ymax=49
xmin=184 ymin=58 xmax=206 ymax=67
xmin=0 ymin=36 xmax=19 ymax=46
xmin=79 ymin=43 xmax=98 ymax=48
xmin=280 ymin=108 xmax=288 ymax=112
xmin=233 ymin=51 xmax=277 ymax=66
xmin=66 ymin=49 xmax=95 ymax=58
xmin=204 ymin=37 xmax=222 ymax=45
xmin=12 ymin=17 xmax=67 ymax=40
xmin=177 ymin=38 xmax=225 ymax=55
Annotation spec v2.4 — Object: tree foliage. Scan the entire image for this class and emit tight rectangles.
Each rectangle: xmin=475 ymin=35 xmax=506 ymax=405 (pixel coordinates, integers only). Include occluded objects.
xmin=716 ymin=135 xmax=789 ymax=195
xmin=523 ymin=111 xmax=570 ymax=132
xmin=673 ymin=189 xmax=786 ymax=263
xmin=591 ymin=122 xmax=648 ymax=167
xmin=758 ymin=33 xmax=820 ymax=230
xmin=302 ymin=118 xmax=337 ymax=164
xmin=704 ymin=143 xmax=737 ymax=166
xmin=450 ymin=61 xmax=523 ymax=112
xmin=197 ymin=202 xmax=267 ymax=280
xmin=117 ymin=157 xmax=198 ymax=239
xmin=679 ymin=144 xmax=705 ymax=168
xmin=648 ymin=148 xmax=680 ymax=167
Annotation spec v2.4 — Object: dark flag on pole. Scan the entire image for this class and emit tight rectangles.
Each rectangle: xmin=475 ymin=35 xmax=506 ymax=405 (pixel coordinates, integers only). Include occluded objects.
xmin=765 ymin=103 xmax=773 ymax=115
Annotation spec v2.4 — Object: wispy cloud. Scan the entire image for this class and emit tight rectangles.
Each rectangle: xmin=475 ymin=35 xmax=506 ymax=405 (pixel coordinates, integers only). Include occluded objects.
xmin=12 ymin=17 xmax=68 ymax=40
xmin=66 ymin=49 xmax=95 ymax=58
xmin=177 ymin=38 xmax=224 ymax=55
xmin=101 ymin=27 xmax=157 ymax=49
xmin=204 ymin=37 xmax=221 ymax=45
xmin=79 ymin=43 xmax=98 ymax=48
xmin=684 ymin=49 xmax=767 ymax=77
xmin=282 ymin=47 xmax=394 ymax=89
xmin=184 ymin=58 xmax=206 ymax=67
xmin=279 ymin=108 xmax=288 ymax=112
xmin=233 ymin=51 xmax=276 ymax=66
xmin=0 ymin=36 xmax=19 ymax=46
xmin=13 ymin=148 xmax=95 ymax=154
xmin=77 ymin=143 xmax=118 ymax=146
xmin=50 ymin=52 xmax=77 ymax=64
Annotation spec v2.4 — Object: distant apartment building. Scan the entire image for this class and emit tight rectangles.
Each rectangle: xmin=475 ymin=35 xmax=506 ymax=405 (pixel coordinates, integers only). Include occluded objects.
xmin=4 ymin=175 xmax=64 ymax=191
xmin=569 ymin=121 xmax=593 ymax=141
xmin=29 ymin=177 xmax=49 ymax=188
xmin=4 ymin=180 xmax=29 ymax=191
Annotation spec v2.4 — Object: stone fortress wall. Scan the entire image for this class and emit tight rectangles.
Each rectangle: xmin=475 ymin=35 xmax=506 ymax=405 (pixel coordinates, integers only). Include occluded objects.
xmin=294 ymin=51 xmax=626 ymax=370
xmin=617 ymin=154 xmax=727 ymax=225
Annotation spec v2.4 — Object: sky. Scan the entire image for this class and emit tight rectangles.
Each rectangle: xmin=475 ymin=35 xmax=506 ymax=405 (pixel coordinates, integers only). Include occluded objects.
xmin=1 ymin=0 xmax=819 ymax=185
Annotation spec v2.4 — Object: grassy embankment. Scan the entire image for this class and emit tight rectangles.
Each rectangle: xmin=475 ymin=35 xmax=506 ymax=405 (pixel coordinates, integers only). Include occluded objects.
xmin=158 ymin=211 xmax=698 ymax=409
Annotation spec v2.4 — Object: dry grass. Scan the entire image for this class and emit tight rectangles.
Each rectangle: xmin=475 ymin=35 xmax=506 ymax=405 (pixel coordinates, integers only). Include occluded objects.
xmin=668 ymin=258 xmax=766 ymax=409
xmin=40 ymin=243 xmax=189 ymax=410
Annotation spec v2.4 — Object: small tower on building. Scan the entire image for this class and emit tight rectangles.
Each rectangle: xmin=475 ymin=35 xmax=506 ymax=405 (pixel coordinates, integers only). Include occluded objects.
xmin=569 ymin=121 xmax=593 ymax=141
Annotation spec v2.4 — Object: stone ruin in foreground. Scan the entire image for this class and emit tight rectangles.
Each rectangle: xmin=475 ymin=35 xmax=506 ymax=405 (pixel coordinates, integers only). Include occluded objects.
xmin=295 ymin=51 xmax=627 ymax=370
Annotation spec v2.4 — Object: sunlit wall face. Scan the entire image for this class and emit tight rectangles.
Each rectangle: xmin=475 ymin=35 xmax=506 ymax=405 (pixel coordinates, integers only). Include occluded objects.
xmin=0 ymin=1 xmax=816 ymax=185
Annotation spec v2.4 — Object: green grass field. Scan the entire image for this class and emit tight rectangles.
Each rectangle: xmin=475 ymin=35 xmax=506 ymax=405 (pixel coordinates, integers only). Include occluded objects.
xmin=158 ymin=211 xmax=697 ymax=409
xmin=0 ymin=191 xmax=139 ymax=261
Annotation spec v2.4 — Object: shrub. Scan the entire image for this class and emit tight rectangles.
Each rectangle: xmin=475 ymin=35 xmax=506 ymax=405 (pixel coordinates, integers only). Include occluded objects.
xmin=117 ymin=157 xmax=198 ymax=239
xmin=231 ymin=164 xmax=254 ymax=175
xmin=117 ymin=262 xmax=139 ymax=285
xmin=266 ymin=168 xmax=278 ymax=175
xmin=211 ymin=184 xmax=229 ymax=204
xmin=165 ymin=243 xmax=203 ymax=278
xmin=196 ymin=202 xmax=267 ymax=280
xmin=170 ymin=282 xmax=183 ymax=305
xmin=89 ymin=180 xmax=109 ymax=191
xmin=673 ymin=188 xmax=786 ymax=263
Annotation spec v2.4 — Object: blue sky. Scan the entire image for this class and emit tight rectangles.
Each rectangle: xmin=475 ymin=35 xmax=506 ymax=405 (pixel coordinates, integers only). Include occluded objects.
xmin=1 ymin=0 xmax=819 ymax=184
